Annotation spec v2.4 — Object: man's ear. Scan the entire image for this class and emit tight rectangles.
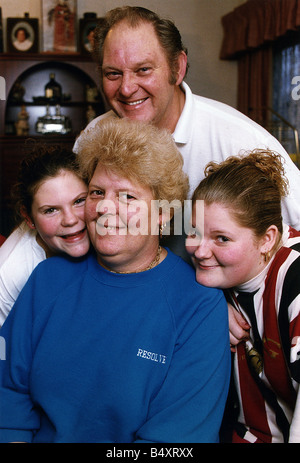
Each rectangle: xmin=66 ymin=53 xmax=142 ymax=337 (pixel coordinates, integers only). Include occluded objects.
xmin=20 ymin=207 xmax=35 ymax=229
xmin=175 ymin=51 xmax=188 ymax=85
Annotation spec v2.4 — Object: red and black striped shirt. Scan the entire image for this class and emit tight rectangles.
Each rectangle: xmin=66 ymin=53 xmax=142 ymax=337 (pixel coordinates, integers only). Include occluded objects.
xmin=230 ymin=225 xmax=300 ymax=443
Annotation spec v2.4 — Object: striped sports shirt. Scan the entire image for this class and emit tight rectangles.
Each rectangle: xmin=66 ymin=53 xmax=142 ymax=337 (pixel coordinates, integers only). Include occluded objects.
xmin=229 ymin=224 xmax=300 ymax=443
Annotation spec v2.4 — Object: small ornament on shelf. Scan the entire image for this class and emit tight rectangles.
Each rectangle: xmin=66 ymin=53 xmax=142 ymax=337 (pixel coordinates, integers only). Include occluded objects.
xmin=86 ymin=105 xmax=96 ymax=124
xmin=45 ymin=73 xmax=62 ymax=102
xmin=15 ymin=104 xmax=29 ymax=136
xmin=86 ymin=84 xmax=100 ymax=102
xmin=35 ymin=104 xmax=72 ymax=134
xmin=9 ymin=78 xmax=26 ymax=103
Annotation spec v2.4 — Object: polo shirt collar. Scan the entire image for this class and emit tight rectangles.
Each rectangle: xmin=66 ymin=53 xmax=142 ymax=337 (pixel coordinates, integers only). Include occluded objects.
xmin=172 ymin=81 xmax=193 ymax=145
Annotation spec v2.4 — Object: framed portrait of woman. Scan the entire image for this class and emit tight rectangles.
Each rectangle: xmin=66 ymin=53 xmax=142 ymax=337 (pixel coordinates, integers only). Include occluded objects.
xmin=42 ymin=0 xmax=77 ymax=53
xmin=7 ymin=17 xmax=39 ymax=53
xmin=79 ymin=15 xmax=104 ymax=56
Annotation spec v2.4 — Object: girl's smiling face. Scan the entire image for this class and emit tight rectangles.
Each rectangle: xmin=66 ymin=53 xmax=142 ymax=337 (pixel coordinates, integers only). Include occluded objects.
xmin=28 ymin=170 xmax=89 ymax=257
xmin=186 ymin=202 xmax=268 ymax=289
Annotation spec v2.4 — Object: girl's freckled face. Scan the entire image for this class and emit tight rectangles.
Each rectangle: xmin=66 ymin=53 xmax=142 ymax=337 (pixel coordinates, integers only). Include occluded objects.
xmin=30 ymin=171 xmax=89 ymax=257
xmin=186 ymin=202 xmax=266 ymax=289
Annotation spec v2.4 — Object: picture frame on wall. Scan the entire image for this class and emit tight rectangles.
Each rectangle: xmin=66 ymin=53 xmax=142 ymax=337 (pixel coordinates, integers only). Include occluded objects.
xmin=78 ymin=14 xmax=104 ymax=56
xmin=7 ymin=16 xmax=39 ymax=53
xmin=42 ymin=0 xmax=77 ymax=53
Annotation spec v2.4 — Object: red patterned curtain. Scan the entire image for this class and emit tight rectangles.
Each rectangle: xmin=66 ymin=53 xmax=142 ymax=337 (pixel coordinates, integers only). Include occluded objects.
xmin=220 ymin=0 xmax=300 ymax=122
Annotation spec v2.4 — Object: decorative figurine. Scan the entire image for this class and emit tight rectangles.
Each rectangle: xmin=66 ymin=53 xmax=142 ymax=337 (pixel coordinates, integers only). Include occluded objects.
xmin=15 ymin=104 xmax=29 ymax=136
xmin=86 ymin=84 xmax=99 ymax=102
xmin=86 ymin=104 xmax=96 ymax=124
xmin=10 ymin=78 xmax=25 ymax=102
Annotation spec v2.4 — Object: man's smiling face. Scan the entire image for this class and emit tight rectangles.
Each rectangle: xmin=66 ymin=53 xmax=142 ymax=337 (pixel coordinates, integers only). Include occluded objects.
xmin=101 ymin=21 xmax=182 ymax=131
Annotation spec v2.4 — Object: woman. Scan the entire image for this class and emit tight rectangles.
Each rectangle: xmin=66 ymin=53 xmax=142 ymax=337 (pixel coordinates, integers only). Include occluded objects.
xmin=0 ymin=144 xmax=90 ymax=326
xmin=0 ymin=118 xmax=230 ymax=443
xmin=186 ymin=150 xmax=300 ymax=443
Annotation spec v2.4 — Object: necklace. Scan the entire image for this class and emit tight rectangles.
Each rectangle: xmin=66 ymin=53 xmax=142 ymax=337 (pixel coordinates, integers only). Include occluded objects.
xmin=110 ymin=246 xmax=162 ymax=274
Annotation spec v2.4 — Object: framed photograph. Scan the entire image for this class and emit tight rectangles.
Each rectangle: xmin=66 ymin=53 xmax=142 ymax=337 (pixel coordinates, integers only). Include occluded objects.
xmin=7 ymin=17 xmax=39 ymax=53
xmin=79 ymin=16 xmax=104 ymax=56
xmin=42 ymin=0 xmax=77 ymax=53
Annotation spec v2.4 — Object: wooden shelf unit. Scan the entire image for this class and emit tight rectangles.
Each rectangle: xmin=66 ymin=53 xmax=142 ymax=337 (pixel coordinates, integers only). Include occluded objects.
xmin=0 ymin=52 xmax=106 ymax=236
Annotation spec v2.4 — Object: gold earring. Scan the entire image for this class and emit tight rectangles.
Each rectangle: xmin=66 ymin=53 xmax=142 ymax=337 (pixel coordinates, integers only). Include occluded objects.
xmin=160 ymin=223 xmax=166 ymax=239
xmin=264 ymin=251 xmax=271 ymax=262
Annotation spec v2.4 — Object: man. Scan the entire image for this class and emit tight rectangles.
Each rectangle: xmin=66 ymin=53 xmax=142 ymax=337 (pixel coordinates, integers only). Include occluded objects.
xmin=76 ymin=5 xmax=300 ymax=375
xmin=76 ymin=6 xmax=300 ymax=233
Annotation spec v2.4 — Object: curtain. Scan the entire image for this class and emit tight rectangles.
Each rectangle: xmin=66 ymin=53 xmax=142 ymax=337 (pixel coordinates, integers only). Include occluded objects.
xmin=237 ymin=46 xmax=271 ymax=123
xmin=220 ymin=0 xmax=300 ymax=59
xmin=220 ymin=0 xmax=300 ymax=120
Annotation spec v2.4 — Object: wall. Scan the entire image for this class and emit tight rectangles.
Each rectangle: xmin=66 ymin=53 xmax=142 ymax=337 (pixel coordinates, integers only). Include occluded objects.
xmin=1 ymin=0 xmax=243 ymax=108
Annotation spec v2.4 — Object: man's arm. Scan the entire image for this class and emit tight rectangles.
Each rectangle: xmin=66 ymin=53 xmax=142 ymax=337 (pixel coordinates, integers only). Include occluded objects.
xmin=228 ymin=302 xmax=250 ymax=352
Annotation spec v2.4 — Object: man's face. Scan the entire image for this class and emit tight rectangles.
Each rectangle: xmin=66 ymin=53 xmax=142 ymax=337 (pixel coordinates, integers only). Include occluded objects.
xmin=101 ymin=21 xmax=185 ymax=132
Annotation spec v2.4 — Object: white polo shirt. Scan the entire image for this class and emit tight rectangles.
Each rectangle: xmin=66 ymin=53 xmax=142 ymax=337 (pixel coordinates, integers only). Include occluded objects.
xmin=75 ymin=82 xmax=300 ymax=229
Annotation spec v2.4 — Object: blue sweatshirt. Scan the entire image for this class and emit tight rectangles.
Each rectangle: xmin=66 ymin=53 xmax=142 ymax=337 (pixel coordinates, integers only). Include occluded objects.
xmin=0 ymin=249 xmax=230 ymax=443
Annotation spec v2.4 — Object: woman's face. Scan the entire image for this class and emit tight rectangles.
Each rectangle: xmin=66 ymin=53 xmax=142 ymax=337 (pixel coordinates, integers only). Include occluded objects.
xmin=85 ymin=163 xmax=160 ymax=272
xmin=29 ymin=170 xmax=90 ymax=257
xmin=186 ymin=202 xmax=267 ymax=289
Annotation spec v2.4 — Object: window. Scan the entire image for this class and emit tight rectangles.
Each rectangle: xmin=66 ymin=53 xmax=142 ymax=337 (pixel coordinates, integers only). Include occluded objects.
xmin=272 ymin=36 xmax=300 ymax=157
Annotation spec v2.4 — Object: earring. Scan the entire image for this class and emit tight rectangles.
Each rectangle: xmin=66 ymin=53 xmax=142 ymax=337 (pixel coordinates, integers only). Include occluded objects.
xmin=264 ymin=251 xmax=271 ymax=262
xmin=160 ymin=223 xmax=166 ymax=239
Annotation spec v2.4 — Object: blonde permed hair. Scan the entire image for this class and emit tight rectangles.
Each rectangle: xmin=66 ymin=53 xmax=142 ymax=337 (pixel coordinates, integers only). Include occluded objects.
xmin=75 ymin=117 xmax=189 ymax=207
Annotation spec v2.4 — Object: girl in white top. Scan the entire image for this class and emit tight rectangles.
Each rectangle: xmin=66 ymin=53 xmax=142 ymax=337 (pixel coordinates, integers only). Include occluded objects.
xmin=0 ymin=144 xmax=90 ymax=326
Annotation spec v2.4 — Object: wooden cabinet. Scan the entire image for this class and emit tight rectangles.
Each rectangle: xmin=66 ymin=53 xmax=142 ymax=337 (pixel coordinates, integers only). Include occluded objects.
xmin=0 ymin=53 xmax=106 ymax=236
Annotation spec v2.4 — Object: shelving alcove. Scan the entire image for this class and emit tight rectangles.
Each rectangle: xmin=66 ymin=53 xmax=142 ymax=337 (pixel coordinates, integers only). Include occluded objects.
xmin=0 ymin=52 xmax=106 ymax=236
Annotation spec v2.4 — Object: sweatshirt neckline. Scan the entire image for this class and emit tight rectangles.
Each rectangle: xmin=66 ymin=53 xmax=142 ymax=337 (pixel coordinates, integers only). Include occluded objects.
xmin=88 ymin=248 xmax=179 ymax=286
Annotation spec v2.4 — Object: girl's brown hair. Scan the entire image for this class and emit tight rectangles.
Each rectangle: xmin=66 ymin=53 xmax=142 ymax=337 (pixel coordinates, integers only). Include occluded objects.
xmin=12 ymin=142 xmax=85 ymax=225
xmin=192 ymin=150 xmax=289 ymax=236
